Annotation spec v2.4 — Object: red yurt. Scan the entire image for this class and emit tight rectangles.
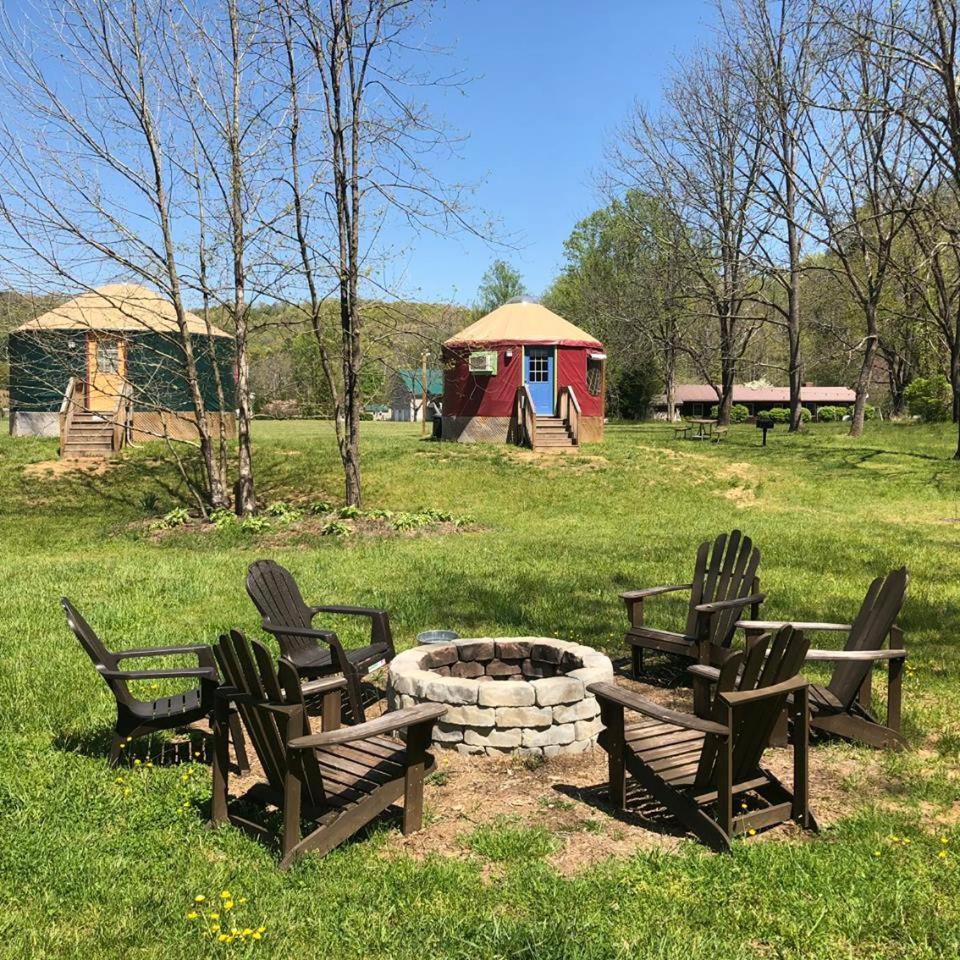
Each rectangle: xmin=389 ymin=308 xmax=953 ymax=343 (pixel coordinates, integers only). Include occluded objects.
xmin=442 ymin=297 xmax=606 ymax=445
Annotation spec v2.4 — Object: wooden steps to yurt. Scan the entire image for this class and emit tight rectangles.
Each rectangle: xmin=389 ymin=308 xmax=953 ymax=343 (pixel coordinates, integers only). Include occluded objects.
xmin=61 ymin=411 xmax=115 ymax=458
xmin=534 ymin=416 xmax=577 ymax=451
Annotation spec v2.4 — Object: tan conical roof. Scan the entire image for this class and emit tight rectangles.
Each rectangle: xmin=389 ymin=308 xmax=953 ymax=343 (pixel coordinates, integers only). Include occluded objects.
xmin=14 ymin=283 xmax=231 ymax=338
xmin=445 ymin=298 xmax=601 ymax=347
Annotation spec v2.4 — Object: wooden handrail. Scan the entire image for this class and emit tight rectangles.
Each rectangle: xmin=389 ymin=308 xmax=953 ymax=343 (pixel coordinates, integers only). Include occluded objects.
xmin=58 ymin=377 xmax=85 ymax=454
xmin=111 ymin=381 xmax=134 ymax=451
xmin=513 ymin=385 xmax=537 ymax=449
xmin=559 ymin=384 xmax=581 ymax=446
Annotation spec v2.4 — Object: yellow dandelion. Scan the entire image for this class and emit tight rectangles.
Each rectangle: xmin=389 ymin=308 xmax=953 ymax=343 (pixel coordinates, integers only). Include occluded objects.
xmin=186 ymin=911 xmax=199 ymax=921
xmin=145 ymin=762 xmax=154 ymax=769
xmin=748 ymin=828 xmax=756 ymax=836
xmin=242 ymin=928 xmax=253 ymax=936
xmin=941 ymin=837 xmax=950 ymax=845
xmin=133 ymin=759 xmax=141 ymax=767
xmin=874 ymin=850 xmax=881 ymax=857
xmin=252 ymin=932 xmax=262 ymax=940
xmin=903 ymin=838 xmax=912 ymax=845
xmin=123 ymin=788 xmax=131 ymax=796
xmin=208 ymin=912 xmax=220 ymax=920
xmin=126 ymin=736 xmax=133 ymax=742
xmin=210 ymin=924 xmax=221 ymax=933
xmin=220 ymin=890 xmax=232 ymax=899
xmin=238 ymin=897 xmax=248 ymax=904
xmin=194 ymin=895 xmax=206 ymax=903
xmin=257 ymin=926 xmax=266 ymax=934
xmin=231 ymin=928 xmax=240 ymax=935
xmin=224 ymin=901 xmax=234 ymax=911
xmin=218 ymin=934 xmax=230 ymax=943
xmin=939 ymin=850 xmax=948 ymax=859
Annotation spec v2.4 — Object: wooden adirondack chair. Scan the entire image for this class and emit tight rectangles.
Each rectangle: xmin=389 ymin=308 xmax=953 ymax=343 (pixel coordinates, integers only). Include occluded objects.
xmin=737 ymin=567 xmax=909 ymax=750
xmin=210 ymin=630 xmax=445 ymax=869
xmin=589 ymin=625 xmax=815 ymax=851
xmin=246 ymin=559 xmax=397 ymax=723
xmin=622 ymin=530 xmax=764 ymax=679
xmin=62 ymin=598 xmax=247 ymax=769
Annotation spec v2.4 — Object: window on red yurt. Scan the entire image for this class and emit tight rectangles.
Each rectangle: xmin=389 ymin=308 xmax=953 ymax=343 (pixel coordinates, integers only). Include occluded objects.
xmin=586 ymin=355 xmax=603 ymax=396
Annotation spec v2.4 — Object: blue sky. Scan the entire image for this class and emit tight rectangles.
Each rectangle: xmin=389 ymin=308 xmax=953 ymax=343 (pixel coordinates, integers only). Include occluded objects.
xmin=393 ymin=0 xmax=718 ymax=305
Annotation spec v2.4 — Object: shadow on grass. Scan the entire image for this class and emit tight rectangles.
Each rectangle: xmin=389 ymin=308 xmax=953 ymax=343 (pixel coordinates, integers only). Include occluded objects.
xmin=553 ymin=780 xmax=693 ymax=842
xmin=53 ymin=725 xmax=211 ymax=767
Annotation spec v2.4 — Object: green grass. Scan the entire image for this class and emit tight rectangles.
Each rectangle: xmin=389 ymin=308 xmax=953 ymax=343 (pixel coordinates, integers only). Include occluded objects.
xmin=1 ymin=419 xmax=959 ymax=958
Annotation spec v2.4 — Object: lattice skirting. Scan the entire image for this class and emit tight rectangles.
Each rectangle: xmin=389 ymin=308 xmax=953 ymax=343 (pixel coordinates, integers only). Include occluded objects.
xmin=442 ymin=416 xmax=513 ymax=443
xmin=442 ymin=415 xmax=603 ymax=444
xmin=130 ymin=411 xmax=237 ymax=444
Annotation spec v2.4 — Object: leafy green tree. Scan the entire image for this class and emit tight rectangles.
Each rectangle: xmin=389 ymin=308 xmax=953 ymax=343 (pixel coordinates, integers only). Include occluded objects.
xmin=905 ymin=375 xmax=951 ymax=422
xmin=474 ymin=260 xmax=525 ymax=316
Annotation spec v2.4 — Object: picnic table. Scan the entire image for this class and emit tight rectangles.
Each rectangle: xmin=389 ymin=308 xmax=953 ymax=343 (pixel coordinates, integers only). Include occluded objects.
xmin=687 ymin=418 xmax=717 ymax=439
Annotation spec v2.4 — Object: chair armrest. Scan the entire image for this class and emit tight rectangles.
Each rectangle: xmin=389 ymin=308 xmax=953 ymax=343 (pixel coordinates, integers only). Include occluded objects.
xmin=695 ymin=593 xmax=766 ymax=615
xmin=804 ymin=648 xmax=908 ymax=662
xmin=300 ymin=676 xmax=349 ymax=697
xmin=261 ymin=620 xmax=339 ymax=642
xmin=736 ymin=620 xmax=852 ymax=633
xmin=116 ymin=644 xmax=212 ymax=660
xmin=98 ymin=665 xmax=217 ymax=681
xmin=311 ymin=604 xmax=387 ymax=619
xmin=688 ymin=664 xmax=721 ymax=683
xmin=620 ymin=584 xmax=691 ymax=602
xmin=588 ymin=681 xmax=729 ymax=735
xmin=719 ymin=675 xmax=808 ymax=706
xmin=288 ymin=703 xmax=446 ymax=749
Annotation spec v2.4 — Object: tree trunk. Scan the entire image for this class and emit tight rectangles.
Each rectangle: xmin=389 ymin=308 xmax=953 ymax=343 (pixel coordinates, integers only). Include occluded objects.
xmin=228 ymin=0 xmax=256 ymax=517
xmin=849 ymin=333 xmax=878 ymax=438
xmin=786 ymin=266 xmax=804 ymax=432
xmin=951 ymin=338 xmax=960 ymax=425
xmin=664 ymin=343 xmax=676 ymax=421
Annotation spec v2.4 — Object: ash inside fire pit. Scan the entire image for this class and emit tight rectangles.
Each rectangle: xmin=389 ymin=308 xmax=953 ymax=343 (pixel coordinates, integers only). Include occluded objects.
xmin=387 ymin=637 xmax=613 ymax=758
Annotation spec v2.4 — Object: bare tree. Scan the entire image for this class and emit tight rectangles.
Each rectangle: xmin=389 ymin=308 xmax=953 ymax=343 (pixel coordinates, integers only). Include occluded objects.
xmin=723 ymin=0 xmax=820 ymax=431
xmin=801 ymin=4 xmax=929 ymax=437
xmin=835 ymin=0 xmax=960 ymax=452
xmin=0 ymin=0 xmax=282 ymax=511
xmin=273 ymin=0 xmax=475 ymax=506
xmin=613 ymin=49 xmax=768 ymax=424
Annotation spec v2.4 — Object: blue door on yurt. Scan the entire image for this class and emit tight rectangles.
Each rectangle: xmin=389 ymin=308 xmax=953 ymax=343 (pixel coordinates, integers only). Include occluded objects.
xmin=525 ymin=346 xmax=555 ymax=414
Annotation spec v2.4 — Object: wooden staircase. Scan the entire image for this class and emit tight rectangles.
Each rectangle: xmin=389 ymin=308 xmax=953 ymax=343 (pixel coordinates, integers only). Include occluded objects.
xmin=59 ymin=377 xmax=133 ymax=460
xmin=513 ymin=384 xmax=582 ymax=453
xmin=62 ymin=411 xmax=116 ymax=458
xmin=533 ymin=416 xmax=577 ymax=451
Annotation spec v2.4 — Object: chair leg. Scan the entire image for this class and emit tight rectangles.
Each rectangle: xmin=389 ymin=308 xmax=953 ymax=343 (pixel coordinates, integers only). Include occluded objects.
xmin=402 ymin=722 xmax=432 ymax=835
xmin=716 ymin=707 xmax=733 ymax=838
xmin=281 ymin=757 xmax=303 ymax=866
xmin=598 ymin=699 xmax=626 ymax=810
xmin=791 ymin=687 xmax=812 ymax=829
xmin=887 ymin=657 xmax=904 ymax=735
xmin=210 ymin=697 xmax=231 ymax=826
xmin=109 ymin=732 xmax=124 ymax=767
xmin=631 ymin=644 xmax=643 ymax=680
xmin=227 ymin=711 xmax=249 ymax=774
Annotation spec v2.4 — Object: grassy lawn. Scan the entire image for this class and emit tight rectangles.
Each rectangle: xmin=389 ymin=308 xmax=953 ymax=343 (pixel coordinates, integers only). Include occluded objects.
xmin=1 ymin=419 xmax=958 ymax=959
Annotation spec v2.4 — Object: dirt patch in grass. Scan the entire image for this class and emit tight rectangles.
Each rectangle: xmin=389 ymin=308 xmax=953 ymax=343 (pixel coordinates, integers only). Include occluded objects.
xmin=174 ymin=668 xmax=917 ymax=875
xmin=380 ymin=673 xmax=902 ymax=874
xmin=24 ymin=457 xmax=113 ymax=479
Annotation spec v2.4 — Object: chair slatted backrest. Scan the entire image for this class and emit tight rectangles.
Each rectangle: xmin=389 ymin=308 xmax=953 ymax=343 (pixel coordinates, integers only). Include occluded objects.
xmin=684 ymin=530 xmax=761 ymax=647
xmin=214 ymin=631 xmax=327 ymax=807
xmin=828 ymin=567 xmax=908 ymax=710
xmin=695 ymin=625 xmax=810 ymax=789
xmin=246 ymin=560 xmax=318 ymax=659
xmin=61 ymin=597 xmax=133 ymax=707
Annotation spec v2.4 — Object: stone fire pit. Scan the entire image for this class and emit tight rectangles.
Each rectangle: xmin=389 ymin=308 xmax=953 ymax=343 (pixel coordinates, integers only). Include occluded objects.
xmin=387 ymin=637 xmax=613 ymax=758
